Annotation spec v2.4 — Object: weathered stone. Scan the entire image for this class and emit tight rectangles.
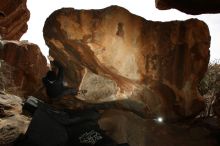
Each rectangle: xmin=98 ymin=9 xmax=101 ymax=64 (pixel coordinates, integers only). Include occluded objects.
xmin=155 ymin=0 xmax=220 ymax=15
xmin=0 ymin=92 xmax=30 ymax=145
xmin=0 ymin=41 xmax=48 ymax=97
xmin=43 ymin=6 xmax=210 ymax=120
xmin=0 ymin=0 xmax=30 ymax=40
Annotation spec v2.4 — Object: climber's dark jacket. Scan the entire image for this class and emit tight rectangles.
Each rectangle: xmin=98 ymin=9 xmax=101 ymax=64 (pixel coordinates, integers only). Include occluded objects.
xmin=42 ymin=60 xmax=77 ymax=99
xmin=15 ymin=103 xmax=129 ymax=146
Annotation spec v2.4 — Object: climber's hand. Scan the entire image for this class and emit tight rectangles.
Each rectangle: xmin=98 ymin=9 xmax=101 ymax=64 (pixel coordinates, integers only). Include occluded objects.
xmin=48 ymin=55 xmax=54 ymax=61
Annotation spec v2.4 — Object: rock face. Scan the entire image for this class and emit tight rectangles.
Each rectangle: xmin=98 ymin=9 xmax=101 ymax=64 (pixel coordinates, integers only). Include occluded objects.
xmin=0 ymin=0 xmax=30 ymax=40
xmin=0 ymin=41 xmax=48 ymax=98
xmin=43 ymin=6 xmax=210 ymax=120
xmin=0 ymin=91 xmax=30 ymax=145
xmin=155 ymin=0 xmax=220 ymax=15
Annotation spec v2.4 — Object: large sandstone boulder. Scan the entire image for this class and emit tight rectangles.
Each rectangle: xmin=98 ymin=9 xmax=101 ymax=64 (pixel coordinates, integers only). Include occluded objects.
xmin=155 ymin=0 xmax=220 ymax=15
xmin=0 ymin=41 xmax=48 ymax=98
xmin=0 ymin=0 xmax=30 ymax=40
xmin=43 ymin=6 xmax=210 ymax=120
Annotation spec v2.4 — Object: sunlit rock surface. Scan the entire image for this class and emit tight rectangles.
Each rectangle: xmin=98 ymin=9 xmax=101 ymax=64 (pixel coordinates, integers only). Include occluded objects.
xmin=0 ymin=0 xmax=30 ymax=40
xmin=0 ymin=41 xmax=48 ymax=97
xmin=43 ymin=6 xmax=210 ymax=120
xmin=155 ymin=0 xmax=220 ymax=15
xmin=0 ymin=91 xmax=30 ymax=145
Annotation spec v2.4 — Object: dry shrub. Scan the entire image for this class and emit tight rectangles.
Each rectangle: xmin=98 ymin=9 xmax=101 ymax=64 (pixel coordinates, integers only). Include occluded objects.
xmin=198 ymin=59 xmax=220 ymax=117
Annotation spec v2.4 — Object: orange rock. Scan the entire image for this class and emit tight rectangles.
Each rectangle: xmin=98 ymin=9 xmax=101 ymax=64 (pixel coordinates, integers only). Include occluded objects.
xmin=43 ymin=6 xmax=210 ymax=120
xmin=0 ymin=41 xmax=48 ymax=97
xmin=0 ymin=0 xmax=30 ymax=40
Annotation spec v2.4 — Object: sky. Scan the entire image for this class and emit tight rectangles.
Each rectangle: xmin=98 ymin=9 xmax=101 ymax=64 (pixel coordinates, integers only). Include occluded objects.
xmin=21 ymin=0 xmax=220 ymax=62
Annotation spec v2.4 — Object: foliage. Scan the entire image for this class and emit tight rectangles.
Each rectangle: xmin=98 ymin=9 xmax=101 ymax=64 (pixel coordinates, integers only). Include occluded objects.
xmin=198 ymin=59 xmax=220 ymax=117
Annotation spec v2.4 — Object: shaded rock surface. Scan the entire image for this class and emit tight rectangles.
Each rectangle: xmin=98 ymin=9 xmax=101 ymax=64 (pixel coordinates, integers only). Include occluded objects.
xmin=99 ymin=109 xmax=220 ymax=146
xmin=0 ymin=92 xmax=219 ymax=146
xmin=43 ymin=6 xmax=210 ymax=120
xmin=155 ymin=0 xmax=220 ymax=15
xmin=0 ymin=91 xmax=30 ymax=146
xmin=0 ymin=41 xmax=48 ymax=98
xmin=0 ymin=0 xmax=30 ymax=40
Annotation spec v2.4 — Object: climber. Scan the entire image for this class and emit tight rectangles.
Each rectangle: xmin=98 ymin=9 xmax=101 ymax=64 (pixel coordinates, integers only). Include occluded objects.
xmin=16 ymin=57 xmax=130 ymax=146
xmin=14 ymin=57 xmax=130 ymax=146
xmin=42 ymin=57 xmax=86 ymax=100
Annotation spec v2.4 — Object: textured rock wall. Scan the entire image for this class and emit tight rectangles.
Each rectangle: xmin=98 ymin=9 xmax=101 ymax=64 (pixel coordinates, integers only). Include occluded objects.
xmin=0 ymin=0 xmax=30 ymax=40
xmin=43 ymin=6 xmax=210 ymax=120
xmin=0 ymin=41 xmax=48 ymax=97
xmin=155 ymin=0 xmax=220 ymax=15
xmin=0 ymin=92 xmax=30 ymax=145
